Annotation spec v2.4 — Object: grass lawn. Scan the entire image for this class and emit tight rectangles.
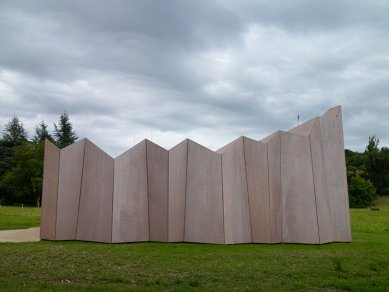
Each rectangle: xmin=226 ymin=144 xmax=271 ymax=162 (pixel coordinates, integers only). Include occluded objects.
xmin=0 ymin=206 xmax=40 ymax=230
xmin=0 ymin=199 xmax=388 ymax=291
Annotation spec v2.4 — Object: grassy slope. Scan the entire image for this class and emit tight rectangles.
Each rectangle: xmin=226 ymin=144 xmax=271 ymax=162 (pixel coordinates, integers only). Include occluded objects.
xmin=0 ymin=199 xmax=388 ymax=291
xmin=0 ymin=206 xmax=40 ymax=230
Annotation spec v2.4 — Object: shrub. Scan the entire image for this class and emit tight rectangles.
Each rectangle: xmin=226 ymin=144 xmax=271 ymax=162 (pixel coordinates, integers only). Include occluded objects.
xmin=348 ymin=175 xmax=377 ymax=208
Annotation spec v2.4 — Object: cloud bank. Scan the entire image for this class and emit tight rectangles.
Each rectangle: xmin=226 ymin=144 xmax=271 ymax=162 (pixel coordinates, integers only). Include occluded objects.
xmin=1 ymin=0 xmax=389 ymax=155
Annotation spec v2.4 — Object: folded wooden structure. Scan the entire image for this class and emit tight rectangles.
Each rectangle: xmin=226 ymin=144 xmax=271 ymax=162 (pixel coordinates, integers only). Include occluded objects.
xmin=40 ymin=106 xmax=351 ymax=244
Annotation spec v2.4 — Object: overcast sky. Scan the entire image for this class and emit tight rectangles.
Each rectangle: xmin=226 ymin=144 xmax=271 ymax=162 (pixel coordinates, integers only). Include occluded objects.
xmin=1 ymin=0 xmax=388 ymax=156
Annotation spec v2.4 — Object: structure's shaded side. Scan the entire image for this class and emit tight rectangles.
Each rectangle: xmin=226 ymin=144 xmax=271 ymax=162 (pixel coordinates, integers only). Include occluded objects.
xmin=218 ymin=137 xmax=252 ymax=244
xmin=40 ymin=140 xmax=60 ymax=240
xmin=243 ymin=137 xmax=271 ymax=243
xmin=185 ymin=140 xmax=224 ymax=243
xmin=112 ymin=141 xmax=149 ymax=243
xmin=168 ymin=140 xmax=188 ymax=242
xmin=41 ymin=106 xmax=351 ymax=244
xmin=146 ymin=140 xmax=169 ymax=242
xmin=320 ymin=107 xmax=352 ymax=242
xmin=56 ymin=139 xmax=85 ymax=240
xmin=76 ymin=140 xmax=114 ymax=243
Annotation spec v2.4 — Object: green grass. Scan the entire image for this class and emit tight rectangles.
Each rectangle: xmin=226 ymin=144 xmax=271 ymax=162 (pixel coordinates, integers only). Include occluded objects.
xmin=0 ymin=206 xmax=40 ymax=230
xmin=351 ymin=196 xmax=389 ymax=234
xmin=0 ymin=198 xmax=388 ymax=291
xmin=372 ymin=195 xmax=389 ymax=211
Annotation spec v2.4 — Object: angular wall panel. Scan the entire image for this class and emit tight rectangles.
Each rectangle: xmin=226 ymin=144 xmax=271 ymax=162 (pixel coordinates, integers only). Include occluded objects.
xmin=309 ymin=119 xmax=334 ymax=243
xmin=168 ymin=139 xmax=188 ymax=242
xmin=185 ymin=140 xmax=224 ymax=244
xmin=320 ymin=106 xmax=351 ymax=242
xmin=281 ymin=132 xmax=319 ymax=244
xmin=56 ymin=139 xmax=85 ymax=240
xmin=146 ymin=140 xmax=169 ymax=242
xmin=243 ymin=137 xmax=271 ymax=243
xmin=262 ymin=131 xmax=282 ymax=243
xmin=218 ymin=137 xmax=252 ymax=244
xmin=288 ymin=117 xmax=317 ymax=136
xmin=76 ymin=140 xmax=114 ymax=243
xmin=112 ymin=141 xmax=149 ymax=243
xmin=40 ymin=140 xmax=60 ymax=240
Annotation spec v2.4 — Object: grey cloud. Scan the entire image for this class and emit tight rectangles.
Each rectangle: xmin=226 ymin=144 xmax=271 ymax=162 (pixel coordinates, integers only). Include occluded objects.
xmin=227 ymin=0 xmax=389 ymax=32
xmin=0 ymin=1 xmax=389 ymax=155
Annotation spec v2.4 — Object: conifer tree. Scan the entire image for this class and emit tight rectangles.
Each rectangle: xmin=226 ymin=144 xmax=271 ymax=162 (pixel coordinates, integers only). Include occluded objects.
xmin=1 ymin=116 xmax=28 ymax=146
xmin=53 ymin=112 xmax=78 ymax=148
xmin=33 ymin=121 xmax=53 ymax=143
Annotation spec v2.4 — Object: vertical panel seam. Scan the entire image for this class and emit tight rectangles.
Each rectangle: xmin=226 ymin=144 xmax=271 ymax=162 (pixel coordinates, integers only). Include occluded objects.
xmin=319 ymin=119 xmax=334 ymax=241
xmin=167 ymin=150 xmax=169 ymax=242
xmin=309 ymin=134 xmax=321 ymax=244
xmin=220 ymin=152 xmax=225 ymax=244
xmin=339 ymin=110 xmax=352 ymax=240
xmin=75 ymin=140 xmax=87 ymax=240
xmin=320 ymin=116 xmax=334 ymax=241
xmin=111 ymin=157 xmax=115 ymax=243
xmin=54 ymin=146 xmax=60 ymax=240
xmin=166 ymin=150 xmax=169 ymax=242
xmin=242 ymin=138 xmax=253 ymax=243
xmin=266 ymin=142 xmax=272 ymax=243
xmin=279 ymin=134 xmax=283 ymax=243
xmin=183 ymin=140 xmax=189 ymax=242
xmin=146 ymin=140 xmax=151 ymax=241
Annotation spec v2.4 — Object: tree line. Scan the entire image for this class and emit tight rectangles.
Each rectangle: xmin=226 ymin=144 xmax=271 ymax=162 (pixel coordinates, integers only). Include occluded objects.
xmin=346 ymin=136 xmax=389 ymax=207
xmin=0 ymin=113 xmax=77 ymax=206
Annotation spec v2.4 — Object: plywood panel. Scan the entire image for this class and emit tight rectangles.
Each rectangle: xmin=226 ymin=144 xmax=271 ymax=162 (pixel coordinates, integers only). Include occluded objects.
xmin=217 ymin=137 xmax=251 ymax=244
xmin=56 ymin=139 xmax=85 ymax=240
xmin=185 ymin=140 xmax=224 ymax=243
xmin=168 ymin=140 xmax=188 ymax=242
xmin=112 ymin=141 xmax=149 ymax=243
xmin=261 ymin=130 xmax=280 ymax=144
xmin=40 ymin=139 xmax=60 ymax=240
xmin=243 ymin=137 xmax=271 ymax=243
xmin=309 ymin=119 xmax=334 ymax=243
xmin=281 ymin=132 xmax=319 ymax=244
xmin=288 ymin=117 xmax=316 ymax=136
xmin=76 ymin=140 xmax=114 ymax=243
xmin=320 ymin=106 xmax=351 ymax=242
xmin=147 ymin=140 xmax=169 ymax=242
xmin=263 ymin=131 xmax=282 ymax=243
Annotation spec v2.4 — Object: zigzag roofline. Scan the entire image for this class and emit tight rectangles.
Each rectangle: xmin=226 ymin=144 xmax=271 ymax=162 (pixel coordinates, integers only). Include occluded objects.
xmin=53 ymin=105 xmax=343 ymax=158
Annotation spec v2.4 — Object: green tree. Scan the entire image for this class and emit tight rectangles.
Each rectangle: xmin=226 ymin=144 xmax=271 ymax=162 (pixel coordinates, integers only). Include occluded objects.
xmin=345 ymin=149 xmax=365 ymax=183
xmin=33 ymin=121 xmax=53 ymax=143
xmin=364 ymin=136 xmax=389 ymax=195
xmin=0 ymin=141 xmax=44 ymax=205
xmin=348 ymin=175 xmax=377 ymax=208
xmin=380 ymin=147 xmax=389 ymax=195
xmin=0 ymin=140 xmax=14 ymax=177
xmin=366 ymin=135 xmax=379 ymax=152
xmin=0 ymin=116 xmax=28 ymax=198
xmin=1 ymin=116 xmax=28 ymax=147
xmin=53 ymin=112 xmax=78 ymax=148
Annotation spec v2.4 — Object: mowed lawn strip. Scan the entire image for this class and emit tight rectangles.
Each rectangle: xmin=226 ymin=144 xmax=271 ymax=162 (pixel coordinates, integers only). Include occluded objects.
xmin=0 ymin=206 xmax=40 ymax=230
xmin=0 ymin=199 xmax=388 ymax=291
